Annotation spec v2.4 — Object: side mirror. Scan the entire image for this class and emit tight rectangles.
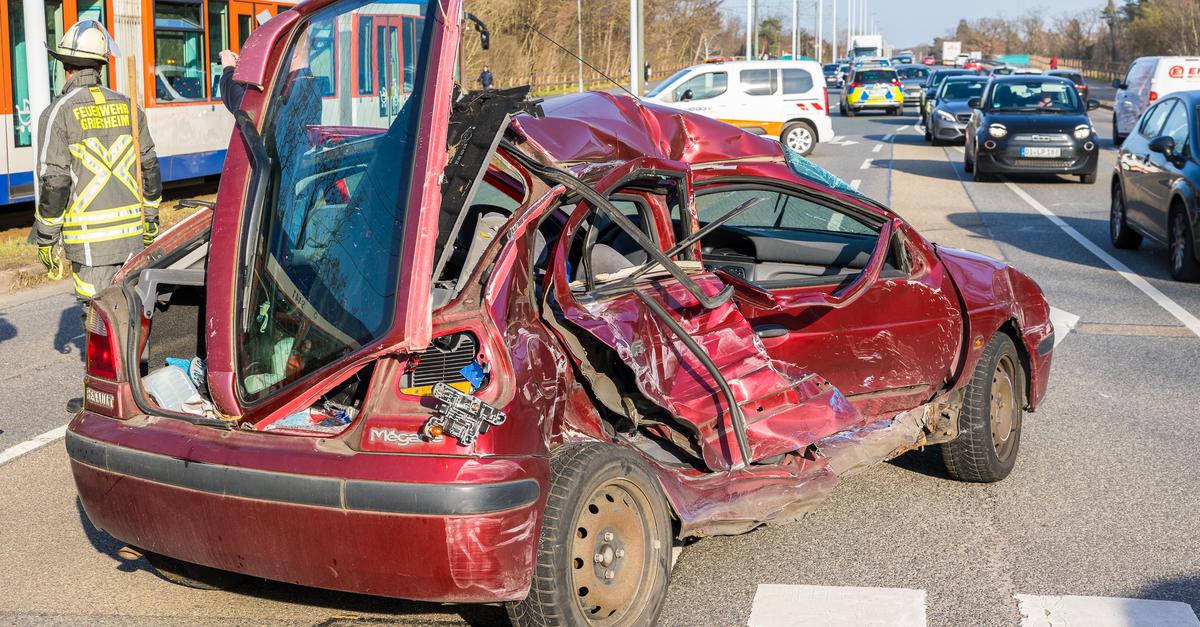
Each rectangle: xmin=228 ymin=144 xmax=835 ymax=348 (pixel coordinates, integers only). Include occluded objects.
xmin=1148 ymin=135 xmax=1176 ymax=156
xmin=1087 ymin=98 xmax=1101 ymax=111
xmin=967 ymin=97 xmax=982 ymax=109
xmin=1112 ymin=79 xmax=1125 ymax=89
xmin=681 ymin=89 xmax=694 ymax=101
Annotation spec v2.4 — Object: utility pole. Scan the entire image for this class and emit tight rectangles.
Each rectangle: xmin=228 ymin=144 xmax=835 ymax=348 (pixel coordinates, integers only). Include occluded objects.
xmin=629 ymin=0 xmax=644 ymax=95
xmin=746 ymin=0 xmax=753 ymax=59
xmin=577 ymin=0 xmax=584 ymax=93
xmin=831 ymin=0 xmax=837 ymax=60
xmin=792 ymin=0 xmax=798 ymax=60
xmin=846 ymin=0 xmax=852 ymax=52
xmin=816 ymin=0 xmax=823 ymax=63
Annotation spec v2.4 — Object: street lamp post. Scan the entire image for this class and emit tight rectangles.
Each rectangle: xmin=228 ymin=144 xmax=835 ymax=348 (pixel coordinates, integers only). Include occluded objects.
xmin=577 ymin=0 xmax=583 ymax=93
xmin=629 ymin=0 xmax=643 ymax=96
xmin=816 ymin=0 xmax=823 ymax=63
xmin=746 ymin=0 xmax=753 ymax=60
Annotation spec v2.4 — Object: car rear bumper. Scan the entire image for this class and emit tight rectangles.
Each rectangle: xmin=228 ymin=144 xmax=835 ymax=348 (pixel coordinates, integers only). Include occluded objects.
xmin=67 ymin=412 xmax=546 ymax=603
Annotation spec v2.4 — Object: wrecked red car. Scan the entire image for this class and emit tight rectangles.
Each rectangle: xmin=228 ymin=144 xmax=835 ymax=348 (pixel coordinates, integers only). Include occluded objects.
xmin=66 ymin=0 xmax=1054 ymax=624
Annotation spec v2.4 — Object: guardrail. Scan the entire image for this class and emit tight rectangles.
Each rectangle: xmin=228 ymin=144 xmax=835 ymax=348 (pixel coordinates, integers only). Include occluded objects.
xmin=1030 ymin=55 xmax=1128 ymax=82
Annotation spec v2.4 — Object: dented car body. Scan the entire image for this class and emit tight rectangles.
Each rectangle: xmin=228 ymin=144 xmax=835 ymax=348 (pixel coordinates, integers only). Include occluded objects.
xmin=65 ymin=0 xmax=1053 ymax=623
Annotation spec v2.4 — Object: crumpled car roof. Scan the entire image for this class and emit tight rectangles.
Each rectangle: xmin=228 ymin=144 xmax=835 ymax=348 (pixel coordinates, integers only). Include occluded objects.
xmin=510 ymin=91 xmax=786 ymax=167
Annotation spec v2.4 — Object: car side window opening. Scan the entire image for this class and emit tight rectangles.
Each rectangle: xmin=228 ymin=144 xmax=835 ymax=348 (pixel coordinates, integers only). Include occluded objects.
xmin=740 ymin=69 xmax=777 ymax=96
xmin=673 ymin=71 xmax=727 ymax=102
xmin=781 ymin=69 xmax=813 ymax=94
xmin=1159 ymin=101 xmax=1191 ymax=158
xmin=1139 ymin=101 xmax=1174 ymax=139
xmin=567 ymin=198 xmax=658 ymax=291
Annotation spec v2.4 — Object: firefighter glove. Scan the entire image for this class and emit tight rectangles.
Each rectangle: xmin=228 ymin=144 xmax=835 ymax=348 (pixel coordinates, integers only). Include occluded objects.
xmin=37 ymin=245 xmax=64 ymax=280
xmin=143 ymin=220 xmax=160 ymax=246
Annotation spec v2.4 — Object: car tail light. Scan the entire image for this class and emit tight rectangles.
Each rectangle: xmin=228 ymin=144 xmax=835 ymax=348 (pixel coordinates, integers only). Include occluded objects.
xmin=849 ymin=82 xmax=861 ymax=89
xmin=1149 ymin=91 xmax=1158 ymax=102
xmin=1075 ymin=84 xmax=1086 ymax=90
xmin=891 ymin=79 xmax=901 ymax=87
xmin=86 ymin=304 xmax=120 ymax=381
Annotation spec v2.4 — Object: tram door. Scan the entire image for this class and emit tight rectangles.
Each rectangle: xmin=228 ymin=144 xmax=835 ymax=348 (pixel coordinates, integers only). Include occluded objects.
xmin=374 ymin=16 xmax=403 ymax=121
xmin=230 ymin=2 xmax=275 ymax=50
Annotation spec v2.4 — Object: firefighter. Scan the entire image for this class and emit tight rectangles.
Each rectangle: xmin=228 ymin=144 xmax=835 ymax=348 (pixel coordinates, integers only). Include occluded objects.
xmin=33 ymin=21 xmax=161 ymax=411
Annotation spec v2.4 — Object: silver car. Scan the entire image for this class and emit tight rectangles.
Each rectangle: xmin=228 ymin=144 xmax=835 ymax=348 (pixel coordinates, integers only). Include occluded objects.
xmin=895 ymin=64 xmax=930 ymax=107
xmin=925 ymin=76 xmax=989 ymax=145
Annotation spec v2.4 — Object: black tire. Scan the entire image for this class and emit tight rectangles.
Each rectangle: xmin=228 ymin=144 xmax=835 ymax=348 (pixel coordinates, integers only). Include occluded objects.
xmin=506 ymin=444 xmax=672 ymax=627
xmin=845 ymin=106 xmax=856 ymax=118
xmin=1110 ymin=185 xmax=1142 ymax=249
xmin=1079 ymin=171 xmax=1097 ymax=184
xmin=1169 ymin=207 xmax=1200 ymax=282
xmin=781 ymin=121 xmax=816 ymax=156
xmin=941 ymin=333 xmax=1024 ymax=483
xmin=963 ymin=147 xmax=975 ymax=173
xmin=144 ymin=552 xmax=250 ymax=591
xmin=1112 ymin=114 xmax=1125 ymax=145
xmin=924 ymin=127 xmax=932 ymax=142
xmin=972 ymin=166 xmax=992 ymax=183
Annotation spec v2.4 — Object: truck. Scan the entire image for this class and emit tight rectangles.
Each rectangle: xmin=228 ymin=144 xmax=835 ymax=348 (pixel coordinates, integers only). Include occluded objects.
xmin=850 ymin=35 xmax=883 ymax=59
xmin=941 ymin=40 xmax=962 ymax=65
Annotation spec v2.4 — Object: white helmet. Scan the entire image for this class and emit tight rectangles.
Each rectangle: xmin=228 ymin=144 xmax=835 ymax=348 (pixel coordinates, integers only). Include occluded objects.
xmin=48 ymin=20 xmax=114 ymax=66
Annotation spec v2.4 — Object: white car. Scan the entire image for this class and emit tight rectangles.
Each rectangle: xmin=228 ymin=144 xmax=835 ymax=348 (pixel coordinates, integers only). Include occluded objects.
xmin=1112 ymin=56 xmax=1200 ymax=143
xmin=643 ymin=60 xmax=834 ymax=156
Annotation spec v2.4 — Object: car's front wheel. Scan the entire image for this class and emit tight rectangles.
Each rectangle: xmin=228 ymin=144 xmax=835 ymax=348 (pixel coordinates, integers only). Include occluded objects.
xmin=507 ymin=444 xmax=672 ymax=627
xmin=782 ymin=122 xmax=816 ymax=156
xmin=1079 ymin=171 xmax=1097 ymax=184
xmin=1169 ymin=208 xmax=1200 ymax=282
xmin=941 ymin=333 xmax=1023 ymax=483
xmin=1110 ymin=185 xmax=1142 ymax=249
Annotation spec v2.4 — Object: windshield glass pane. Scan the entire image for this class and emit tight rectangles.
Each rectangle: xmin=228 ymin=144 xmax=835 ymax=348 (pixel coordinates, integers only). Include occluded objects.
xmin=857 ymin=70 xmax=894 ymax=84
xmin=941 ymin=80 xmax=985 ymax=99
xmin=989 ymin=80 xmax=1081 ymax=112
xmin=897 ymin=67 xmax=927 ymax=79
xmin=236 ymin=0 xmax=432 ymax=402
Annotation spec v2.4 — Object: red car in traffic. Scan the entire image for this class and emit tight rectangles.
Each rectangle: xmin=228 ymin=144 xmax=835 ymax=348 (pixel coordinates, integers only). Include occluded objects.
xmin=66 ymin=0 xmax=1055 ymax=624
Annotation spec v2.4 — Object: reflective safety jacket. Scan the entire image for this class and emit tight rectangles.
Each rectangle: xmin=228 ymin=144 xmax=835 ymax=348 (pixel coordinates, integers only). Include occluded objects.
xmin=34 ymin=68 xmax=162 ymax=267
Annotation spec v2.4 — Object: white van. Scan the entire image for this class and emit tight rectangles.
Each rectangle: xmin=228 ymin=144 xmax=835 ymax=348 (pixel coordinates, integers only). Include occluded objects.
xmin=1113 ymin=56 xmax=1200 ymax=143
xmin=643 ymin=60 xmax=833 ymax=156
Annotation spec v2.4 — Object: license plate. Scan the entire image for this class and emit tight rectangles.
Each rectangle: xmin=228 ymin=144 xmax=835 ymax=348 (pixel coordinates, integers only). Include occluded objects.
xmin=1020 ymin=147 xmax=1061 ymax=158
xmin=869 ymin=86 xmax=886 ymax=96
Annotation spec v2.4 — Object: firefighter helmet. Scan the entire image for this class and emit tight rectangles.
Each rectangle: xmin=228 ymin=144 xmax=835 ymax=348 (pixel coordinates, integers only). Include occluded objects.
xmin=48 ymin=20 xmax=113 ymax=66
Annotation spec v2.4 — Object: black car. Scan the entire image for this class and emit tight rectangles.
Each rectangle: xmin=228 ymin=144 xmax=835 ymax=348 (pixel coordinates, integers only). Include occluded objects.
xmin=1110 ymin=91 xmax=1200 ymax=281
xmin=920 ymin=68 xmax=978 ymax=126
xmin=964 ymin=75 xmax=1101 ymax=183
xmin=1045 ymin=69 xmax=1089 ymax=101
xmin=823 ymin=63 xmax=843 ymax=88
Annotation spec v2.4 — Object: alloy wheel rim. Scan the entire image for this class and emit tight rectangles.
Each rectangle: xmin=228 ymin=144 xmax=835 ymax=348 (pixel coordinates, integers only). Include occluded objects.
xmin=990 ymin=354 xmax=1019 ymax=461
xmin=787 ymin=127 xmax=813 ymax=153
xmin=571 ymin=479 xmax=656 ymax=624
xmin=1172 ymin=213 xmax=1186 ymax=273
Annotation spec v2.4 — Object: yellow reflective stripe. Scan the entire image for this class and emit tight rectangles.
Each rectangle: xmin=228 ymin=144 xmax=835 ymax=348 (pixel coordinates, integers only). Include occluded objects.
xmin=62 ymin=223 xmax=144 ymax=244
xmin=66 ymin=144 xmax=110 ymax=217
xmin=64 ymin=204 xmax=142 ymax=226
xmin=35 ymin=207 xmax=64 ymax=226
xmin=143 ymin=197 xmax=161 ymax=208
xmin=84 ymin=135 xmax=131 ymax=166
xmin=88 ymin=86 xmax=106 ymax=106
xmin=111 ymin=147 xmax=139 ymax=199
xmin=73 ymin=273 xmax=97 ymax=298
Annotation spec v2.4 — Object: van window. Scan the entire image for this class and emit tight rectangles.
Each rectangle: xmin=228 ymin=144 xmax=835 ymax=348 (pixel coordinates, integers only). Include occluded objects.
xmin=1125 ymin=60 xmax=1153 ymax=91
xmin=782 ymin=68 xmax=814 ymax=94
xmin=1139 ymin=101 xmax=1173 ymax=139
xmin=741 ymin=69 xmax=777 ymax=96
xmin=674 ymin=71 xmax=727 ymax=102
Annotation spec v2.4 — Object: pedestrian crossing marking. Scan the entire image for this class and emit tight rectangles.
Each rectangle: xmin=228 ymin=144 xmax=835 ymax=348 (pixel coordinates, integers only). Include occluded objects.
xmin=1016 ymin=594 xmax=1200 ymax=627
xmin=748 ymin=585 xmax=926 ymax=627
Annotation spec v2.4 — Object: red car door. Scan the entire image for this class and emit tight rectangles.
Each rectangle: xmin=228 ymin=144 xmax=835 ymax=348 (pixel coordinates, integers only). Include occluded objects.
xmin=693 ymin=168 xmax=964 ymax=417
xmin=543 ymin=161 xmax=889 ymax=471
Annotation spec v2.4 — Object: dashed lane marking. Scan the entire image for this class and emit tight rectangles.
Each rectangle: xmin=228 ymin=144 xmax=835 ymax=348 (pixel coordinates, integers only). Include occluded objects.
xmin=0 ymin=425 xmax=67 ymax=467
xmin=849 ymin=179 xmax=861 ymax=190
xmin=873 ymin=143 xmax=883 ymax=153
xmin=860 ymin=158 xmax=873 ymax=170
xmin=748 ymin=585 xmax=926 ymax=626
xmin=1004 ymin=179 xmax=1200 ymax=339
xmin=1016 ymin=594 xmax=1200 ymax=627
xmin=1049 ymin=306 xmax=1080 ymax=349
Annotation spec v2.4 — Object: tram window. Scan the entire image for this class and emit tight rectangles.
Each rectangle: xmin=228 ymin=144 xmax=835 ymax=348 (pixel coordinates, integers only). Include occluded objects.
xmin=46 ymin=0 xmax=65 ymax=95
xmin=356 ymin=17 xmax=373 ymax=94
xmin=76 ymin=0 xmax=105 ymax=22
xmin=403 ymin=17 xmax=422 ymax=92
xmin=154 ymin=0 xmax=206 ymax=102
xmin=208 ymin=0 xmax=230 ymax=99
xmin=308 ymin=21 xmax=336 ymax=97
xmin=7 ymin=0 xmax=32 ymax=146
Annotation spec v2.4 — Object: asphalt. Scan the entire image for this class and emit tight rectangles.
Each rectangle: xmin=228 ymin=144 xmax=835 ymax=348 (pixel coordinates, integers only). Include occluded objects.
xmin=1 ymin=91 xmax=1198 ymax=626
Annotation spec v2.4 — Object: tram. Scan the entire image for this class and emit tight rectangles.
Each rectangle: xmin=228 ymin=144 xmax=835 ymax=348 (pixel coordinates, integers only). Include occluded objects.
xmin=0 ymin=0 xmax=427 ymax=206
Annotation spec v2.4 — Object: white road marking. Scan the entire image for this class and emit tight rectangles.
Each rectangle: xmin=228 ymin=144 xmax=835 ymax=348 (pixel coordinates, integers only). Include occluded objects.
xmin=896 ymin=125 xmax=909 ymax=133
xmin=953 ymin=145 xmax=965 ymax=153
xmin=882 ymin=133 xmax=895 ymax=142
xmin=873 ymin=143 xmax=883 ymax=153
xmin=671 ymin=545 xmax=682 ymax=569
xmin=1049 ymin=306 xmax=1080 ymax=349
xmin=860 ymin=158 xmax=873 ymax=170
xmin=828 ymin=136 xmax=859 ymax=146
xmin=0 ymin=425 xmax=68 ymax=466
xmin=849 ymin=179 xmax=862 ymax=190
xmin=748 ymin=585 xmax=926 ymax=627
xmin=1016 ymin=594 xmax=1200 ymax=626
xmin=1004 ymin=180 xmax=1200 ymax=339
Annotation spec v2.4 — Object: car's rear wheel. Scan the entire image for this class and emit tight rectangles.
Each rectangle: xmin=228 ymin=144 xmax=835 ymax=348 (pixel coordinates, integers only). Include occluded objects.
xmin=1110 ymin=186 xmax=1142 ymax=249
xmin=144 ymin=551 xmax=250 ymax=591
xmin=782 ymin=122 xmax=816 ymax=156
xmin=507 ymin=444 xmax=672 ymax=627
xmin=1169 ymin=208 xmax=1200 ymax=282
xmin=941 ymin=333 xmax=1023 ymax=483
xmin=845 ymin=105 xmax=856 ymax=118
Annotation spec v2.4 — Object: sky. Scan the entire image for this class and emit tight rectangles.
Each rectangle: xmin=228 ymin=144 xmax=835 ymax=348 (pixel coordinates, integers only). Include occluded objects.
xmin=719 ymin=0 xmax=1108 ymax=50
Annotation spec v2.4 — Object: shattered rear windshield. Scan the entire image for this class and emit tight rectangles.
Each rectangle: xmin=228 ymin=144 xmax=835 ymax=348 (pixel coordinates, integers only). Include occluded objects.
xmin=236 ymin=0 xmax=432 ymax=402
